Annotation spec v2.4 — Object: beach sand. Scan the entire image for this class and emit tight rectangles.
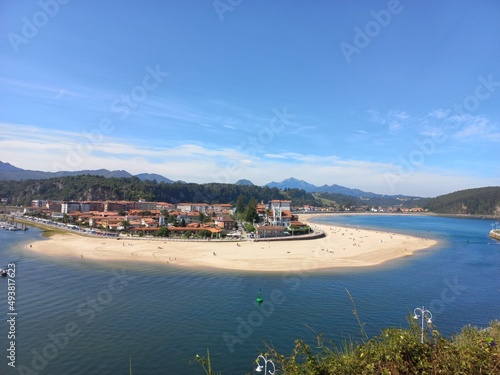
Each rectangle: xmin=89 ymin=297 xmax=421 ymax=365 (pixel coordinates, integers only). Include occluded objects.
xmin=26 ymin=215 xmax=437 ymax=272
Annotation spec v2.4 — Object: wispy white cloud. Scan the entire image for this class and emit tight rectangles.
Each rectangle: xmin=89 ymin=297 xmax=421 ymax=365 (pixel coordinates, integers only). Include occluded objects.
xmin=367 ymin=109 xmax=411 ymax=134
xmin=0 ymin=77 xmax=94 ymax=103
xmin=422 ymin=110 xmax=500 ymax=142
xmin=453 ymin=117 xmax=500 ymax=141
xmin=264 ymin=153 xmax=288 ymax=159
xmin=2 ymin=120 xmax=498 ymax=197
xmin=1 ymin=133 xmax=486 ymax=196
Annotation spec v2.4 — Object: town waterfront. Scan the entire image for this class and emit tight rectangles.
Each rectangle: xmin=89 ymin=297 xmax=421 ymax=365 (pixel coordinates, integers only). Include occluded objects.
xmin=0 ymin=214 xmax=499 ymax=374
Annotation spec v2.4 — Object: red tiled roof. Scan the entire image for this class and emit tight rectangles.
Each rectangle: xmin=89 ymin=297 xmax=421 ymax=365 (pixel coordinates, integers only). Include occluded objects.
xmin=257 ymin=225 xmax=285 ymax=231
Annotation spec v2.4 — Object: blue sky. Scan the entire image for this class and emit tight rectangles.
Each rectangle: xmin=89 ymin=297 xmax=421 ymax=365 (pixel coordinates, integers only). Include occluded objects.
xmin=1 ymin=0 xmax=499 ymax=197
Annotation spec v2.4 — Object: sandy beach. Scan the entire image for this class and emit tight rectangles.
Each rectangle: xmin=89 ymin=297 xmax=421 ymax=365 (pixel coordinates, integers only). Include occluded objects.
xmin=24 ymin=215 xmax=438 ymax=272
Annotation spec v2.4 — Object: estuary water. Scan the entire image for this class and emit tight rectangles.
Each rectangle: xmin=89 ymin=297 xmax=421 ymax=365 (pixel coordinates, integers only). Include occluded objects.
xmin=0 ymin=214 xmax=499 ymax=374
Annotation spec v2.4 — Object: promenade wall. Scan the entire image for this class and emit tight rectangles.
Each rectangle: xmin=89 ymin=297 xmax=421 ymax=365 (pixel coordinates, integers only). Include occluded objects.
xmin=489 ymin=230 xmax=500 ymax=241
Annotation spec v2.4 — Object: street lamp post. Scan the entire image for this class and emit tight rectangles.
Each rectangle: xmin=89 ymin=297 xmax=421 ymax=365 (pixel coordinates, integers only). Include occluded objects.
xmin=255 ymin=355 xmax=275 ymax=374
xmin=414 ymin=306 xmax=432 ymax=344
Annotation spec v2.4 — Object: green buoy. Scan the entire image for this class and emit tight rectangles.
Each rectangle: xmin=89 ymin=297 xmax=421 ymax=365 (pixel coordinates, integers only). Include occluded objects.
xmin=256 ymin=289 xmax=263 ymax=303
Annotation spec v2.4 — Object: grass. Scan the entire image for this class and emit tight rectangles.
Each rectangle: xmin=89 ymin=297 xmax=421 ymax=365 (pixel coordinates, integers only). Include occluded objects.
xmin=40 ymin=228 xmax=68 ymax=237
xmin=263 ymin=319 xmax=500 ymax=374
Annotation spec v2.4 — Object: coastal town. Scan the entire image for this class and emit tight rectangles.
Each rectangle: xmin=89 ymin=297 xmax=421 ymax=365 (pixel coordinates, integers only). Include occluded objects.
xmin=18 ymin=198 xmax=315 ymax=240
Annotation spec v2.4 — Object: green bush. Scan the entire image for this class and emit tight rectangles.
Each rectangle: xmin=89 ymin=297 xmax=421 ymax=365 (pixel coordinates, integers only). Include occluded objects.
xmin=265 ymin=320 xmax=500 ymax=374
xmin=194 ymin=320 xmax=500 ymax=374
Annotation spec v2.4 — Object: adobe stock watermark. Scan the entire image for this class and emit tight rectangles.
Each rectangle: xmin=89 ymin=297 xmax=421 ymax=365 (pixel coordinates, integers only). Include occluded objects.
xmin=16 ymin=269 xmax=133 ymax=375
xmin=427 ymin=277 xmax=467 ymax=317
xmin=339 ymin=0 xmax=403 ymax=64
xmin=213 ymin=0 xmax=243 ymax=21
xmin=222 ymin=245 xmax=329 ymax=353
xmin=7 ymin=0 xmax=71 ymax=54
xmin=384 ymin=74 xmax=500 ymax=193
xmin=51 ymin=64 xmax=168 ymax=172
xmin=222 ymin=289 xmax=286 ymax=353
xmin=212 ymin=107 xmax=296 ymax=184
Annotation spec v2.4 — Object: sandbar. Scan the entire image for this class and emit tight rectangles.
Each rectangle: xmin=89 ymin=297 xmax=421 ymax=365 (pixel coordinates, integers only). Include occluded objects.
xmin=25 ymin=215 xmax=437 ymax=272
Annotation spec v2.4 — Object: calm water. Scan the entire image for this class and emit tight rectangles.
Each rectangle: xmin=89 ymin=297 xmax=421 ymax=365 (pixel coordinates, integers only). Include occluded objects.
xmin=0 ymin=215 xmax=499 ymax=374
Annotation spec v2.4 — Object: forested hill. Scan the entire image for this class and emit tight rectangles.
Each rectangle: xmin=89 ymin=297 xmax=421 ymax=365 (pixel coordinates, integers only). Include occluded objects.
xmin=425 ymin=186 xmax=500 ymax=216
xmin=0 ymin=175 xmax=321 ymax=207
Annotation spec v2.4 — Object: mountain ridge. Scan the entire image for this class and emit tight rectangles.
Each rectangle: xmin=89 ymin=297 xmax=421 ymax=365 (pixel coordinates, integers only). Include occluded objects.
xmin=265 ymin=177 xmax=411 ymax=198
xmin=0 ymin=161 xmax=415 ymax=198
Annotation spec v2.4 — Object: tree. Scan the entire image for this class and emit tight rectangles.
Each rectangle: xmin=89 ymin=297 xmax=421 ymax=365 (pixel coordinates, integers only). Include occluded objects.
xmin=198 ymin=212 xmax=210 ymax=224
xmin=235 ymin=195 xmax=246 ymax=214
xmin=153 ymin=226 xmax=170 ymax=237
xmin=244 ymin=198 xmax=259 ymax=223
xmin=120 ymin=220 xmax=130 ymax=230
xmin=198 ymin=229 xmax=212 ymax=238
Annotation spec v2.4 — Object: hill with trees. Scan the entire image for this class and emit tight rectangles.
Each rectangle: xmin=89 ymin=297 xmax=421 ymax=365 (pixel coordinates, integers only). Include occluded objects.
xmin=0 ymin=175 xmax=322 ymax=207
xmin=425 ymin=186 xmax=500 ymax=216
xmin=315 ymin=192 xmax=430 ymax=209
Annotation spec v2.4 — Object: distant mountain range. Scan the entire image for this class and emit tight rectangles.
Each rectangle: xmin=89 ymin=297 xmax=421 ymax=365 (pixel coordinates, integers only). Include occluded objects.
xmin=0 ymin=161 xmax=416 ymax=199
xmin=0 ymin=161 xmax=175 ymax=183
xmin=265 ymin=177 xmax=386 ymax=198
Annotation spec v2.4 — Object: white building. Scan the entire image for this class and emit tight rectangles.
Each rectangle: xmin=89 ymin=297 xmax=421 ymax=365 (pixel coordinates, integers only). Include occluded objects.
xmin=268 ymin=200 xmax=292 ymax=226
xmin=61 ymin=202 xmax=81 ymax=214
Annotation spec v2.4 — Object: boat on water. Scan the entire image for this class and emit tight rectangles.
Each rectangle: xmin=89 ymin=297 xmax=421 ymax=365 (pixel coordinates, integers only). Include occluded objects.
xmin=0 ymin=220 xmax=28 ymax=231
xmin=0 ymin=269 xmax=7 ymax=277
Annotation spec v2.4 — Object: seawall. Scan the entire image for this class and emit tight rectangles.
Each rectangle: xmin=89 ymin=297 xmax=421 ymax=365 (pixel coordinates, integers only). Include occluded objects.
xmin=489 ymin=230 xmax=500 ymax=241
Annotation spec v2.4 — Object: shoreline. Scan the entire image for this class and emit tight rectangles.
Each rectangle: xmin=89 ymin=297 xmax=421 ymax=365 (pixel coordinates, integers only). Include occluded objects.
xmin=24 ymin=214 xmax=438 ymax=272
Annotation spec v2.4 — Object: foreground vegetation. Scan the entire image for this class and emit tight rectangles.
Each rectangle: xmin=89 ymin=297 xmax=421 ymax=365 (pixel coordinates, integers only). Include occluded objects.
xmin=195 ymin=319 xmax=500 ymax=374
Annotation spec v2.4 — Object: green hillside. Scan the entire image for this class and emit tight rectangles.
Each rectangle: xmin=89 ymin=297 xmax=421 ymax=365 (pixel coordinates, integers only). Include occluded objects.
xmin=0 ymin=175 xmax=321 ymax=207
xmin=425 ymin=186 xmax=500 ymax=215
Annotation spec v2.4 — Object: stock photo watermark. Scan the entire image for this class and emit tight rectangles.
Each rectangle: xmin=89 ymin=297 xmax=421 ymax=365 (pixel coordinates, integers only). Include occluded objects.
xmin=5 ymin=264 xmax=16 ymax=369
xmin=212 ymin=107 xmax=296 ymax=184
xmin=223 ymin=289 xmax=286 ymax=353
xmin=222 ymin=244 xmax=330 ymax=353
xmin=7 ymin=0 xmax=72 ymax=54
xmin=51 ymin=64 xmax=168 ymax=172
xmin=384 ymin=73 xmax=500 ymax=192
xmin=15 ymin=269 xmax=132 ymax=375
xmin=339 ymin=0 xmax=403 ymax=64
xmin=213 ymin=0 xmax=243 ymax=21
xmin=427 ymin=277 xmax=468 ymax=316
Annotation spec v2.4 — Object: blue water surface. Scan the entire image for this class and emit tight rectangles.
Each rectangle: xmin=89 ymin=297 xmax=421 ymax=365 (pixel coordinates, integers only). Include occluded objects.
xmin=0 ymin=214 xmax=498 ymax=374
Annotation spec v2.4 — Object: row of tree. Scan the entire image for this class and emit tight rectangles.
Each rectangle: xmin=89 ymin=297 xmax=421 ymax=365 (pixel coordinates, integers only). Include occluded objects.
xmin=425 ymin=186 xmax=500 ymax=215
xmin=2 ymin=175 xmax=497 ymax=215
xmin=0 ymin=175 xmax=322 ymax=208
